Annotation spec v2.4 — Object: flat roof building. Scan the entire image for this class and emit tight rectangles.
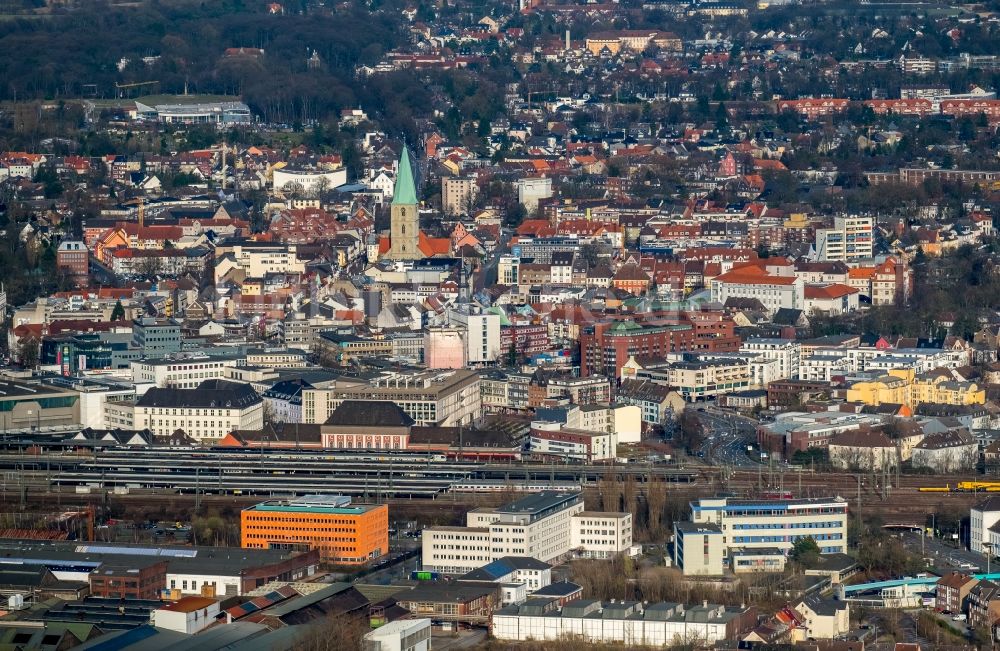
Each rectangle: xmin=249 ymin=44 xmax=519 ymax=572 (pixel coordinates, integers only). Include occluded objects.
xmin=241 ymin=495 xmax=388 ymax=565
xmin=686 ymin=496 xmax=848 ymax=567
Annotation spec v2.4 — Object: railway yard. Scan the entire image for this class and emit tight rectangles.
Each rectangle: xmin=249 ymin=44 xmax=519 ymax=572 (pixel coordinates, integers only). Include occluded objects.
xmin=0 ymin=445 xmax=985 ymax=525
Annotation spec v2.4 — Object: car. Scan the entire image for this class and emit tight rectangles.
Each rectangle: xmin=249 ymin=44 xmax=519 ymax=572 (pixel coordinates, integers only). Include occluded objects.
xmin=952 ymin=614 xmax=967 ymax=622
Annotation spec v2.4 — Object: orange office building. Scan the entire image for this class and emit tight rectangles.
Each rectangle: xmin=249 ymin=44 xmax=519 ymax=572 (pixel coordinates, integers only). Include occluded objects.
xmin=240 ymin=495 xmax=388 ymax=565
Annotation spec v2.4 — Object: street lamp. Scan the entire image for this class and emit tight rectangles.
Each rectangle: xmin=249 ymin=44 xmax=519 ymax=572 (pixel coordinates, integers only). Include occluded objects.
xmin=985 ymin=541 xmax=994 ymax=575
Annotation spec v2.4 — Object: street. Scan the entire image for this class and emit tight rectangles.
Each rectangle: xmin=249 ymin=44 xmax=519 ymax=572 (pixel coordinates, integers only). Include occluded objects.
xmin=696 ymin=407 xmax=761 ymax=468
xmin=899 ymin=531 xmax=988 ymax=573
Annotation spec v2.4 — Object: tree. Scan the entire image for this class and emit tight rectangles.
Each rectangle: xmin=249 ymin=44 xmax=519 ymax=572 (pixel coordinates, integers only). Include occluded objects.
xmin=111 ymin=300 xmax=126 ymax=322
xmin=17 ymin=338 xmax=39 ymax=368
xmin=282 ymin=181 xmax=306 ymax=200
xmin=674 ymin=409 xmax=704 ymax=454
xmin=790 ymin=536 xmax=821 ymax=569
xmin=136 ymin=255 xmax=163 ymax=279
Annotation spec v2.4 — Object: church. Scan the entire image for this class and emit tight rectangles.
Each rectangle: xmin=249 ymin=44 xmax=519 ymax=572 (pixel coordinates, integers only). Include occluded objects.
xmin=378 ymin=147 xmax=451 ymax=261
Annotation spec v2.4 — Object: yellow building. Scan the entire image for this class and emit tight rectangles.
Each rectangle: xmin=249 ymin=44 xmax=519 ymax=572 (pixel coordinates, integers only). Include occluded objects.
xmin=846 ymin=368 xmax=985 ymax=409
xmin=846 ymin=370 xmax=911 ymax=407
xmin=911 ymin=373 xmax=985 ymax=408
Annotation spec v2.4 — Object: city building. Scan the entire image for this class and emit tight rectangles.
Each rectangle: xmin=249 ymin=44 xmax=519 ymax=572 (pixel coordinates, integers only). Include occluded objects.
xmin=970 ymin=496 xmax=1000 ymax=555
xmin=424 ymin=327 xmax=467 ymax=369
xmin=529 ymin=424 xmax=616 ymax=462
xmin=133 ymin=100 xmax=252 ymax=124
xmin=442 ymin=176 xmax=478 ymax=216
xmin=56 ymin=240 xmax=89 ymax=286
xmin=395 ymin=581 xmax=500 ymax=625
xmin=90 ymin=560 xmax=168 ymax=600
xmin=0 ymin=375 xmax=81 ymax=430
xmin=516 ymin=177 xmax=553 ymax=214
xmin=0 ymin=537 xmax=320 ymax=598
xmin=241 ymin=495 xmax=388 ymax=565
xmin=151 ymin=597 xmax=221 ymax=634
xmin=846 ymin=369 xmax=986 ymax=410
xmin=320 ymin=400 xmax=414 ymax=449
xmin=936 ymin=572 xmax=978 ymax=614
xmin=581 ymin=316 xmax=740 ymax=377
xmin=272 ymin=167 xmax=348 ymax=197
xmin=795 ymin=595 xmax=850 ymax=639
xmin=814 ymin=216 xmax=874 ymax=262
xmin=213 ymin=241 xmax=306 ymax=280
xmin=687 ymin=496 xmax=848 ymax=559
xmin=460 ymin=557 xmax=553 ymax=594
xmin=448 ymin=307 xmax=502 ymax=364
xmin=672 ymin=522 xmax=725 ymax=575
xmin=968 ymin=580 xmax=1000 ymax=630
xmin=361 ymin=618 xmax=432 ymax=651
xmin=132 ymin=317 xmax=181 ymax=355
xmin=130 ymin=379 xmax=264 ymax=442
xmin=666 ymin=358 xmax=752 ymax=402
xmin=130 ymin=355 xmax=242 ymax=388
xmin=302 ymin=369 xmax=481 ymax=427
xmin=493 ymin=599 xmax=755 ymax=645
xmin=422 ymin=491 xmax=632 ymax=574
xmin=730 ymin=548 xmax=787 ymax=574
xmin=710 ymin=266 xmax=804 ymax=316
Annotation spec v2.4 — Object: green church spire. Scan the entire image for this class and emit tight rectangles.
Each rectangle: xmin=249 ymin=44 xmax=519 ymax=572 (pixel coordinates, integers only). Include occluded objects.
xmin=391 ymin=146 xmax=418 ymax=206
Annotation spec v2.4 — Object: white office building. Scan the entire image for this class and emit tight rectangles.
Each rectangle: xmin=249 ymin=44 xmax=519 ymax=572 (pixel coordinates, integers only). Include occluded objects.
xmin=571 ymin=512 xmax=634 ymax=559
xmin=690 ymin=496 xmax=848 ymax=556
xmin=128 ymin=379 xmax=264 ymax=442
xmin=422 ymin=492 xmax=633 ymax=574
xmin=130 ymin=355 xmax=243 ymax=388
xmin=362 ymin=618 xmax=431 ymax=651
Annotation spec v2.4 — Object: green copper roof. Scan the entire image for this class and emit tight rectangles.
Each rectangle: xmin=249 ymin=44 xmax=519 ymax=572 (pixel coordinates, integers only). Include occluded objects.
xmin=392 ymin=146 xmax=418 ymax=206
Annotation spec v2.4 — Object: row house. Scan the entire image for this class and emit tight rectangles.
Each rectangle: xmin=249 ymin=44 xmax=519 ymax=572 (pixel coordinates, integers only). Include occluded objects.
xmin=940 ymin=99 xmax=1000 ymax=122
xmin=863 ymin=99 xmax=934 ymax=116
xmin=775 ymin=98 xmax=849 ymax=118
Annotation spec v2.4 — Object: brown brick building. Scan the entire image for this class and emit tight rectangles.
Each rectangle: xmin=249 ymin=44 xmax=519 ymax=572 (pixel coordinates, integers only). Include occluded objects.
xmin=89 ymin=560 xmax=168 ymax=600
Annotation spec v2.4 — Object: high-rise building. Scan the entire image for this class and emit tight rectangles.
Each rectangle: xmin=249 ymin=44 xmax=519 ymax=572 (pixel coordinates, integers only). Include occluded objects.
xmin=442 ymin=176 xmax=477 ymax=217
xmin=815 ymin=216 xmax=874 ymax=262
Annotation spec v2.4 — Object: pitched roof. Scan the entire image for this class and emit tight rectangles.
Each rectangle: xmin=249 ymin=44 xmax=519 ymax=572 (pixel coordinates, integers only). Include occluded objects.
xmin=323 ymin=400 xmax=415 ymax=427
xmin=713 ymin=264 xmax=798 ymax=286
xmin=392 ymin=146 xmax=418 ymax=206
xmin=805 ymin=283 xmax=859 ymax=300
xmin=136 ymin=380 xmax=261 ymax=409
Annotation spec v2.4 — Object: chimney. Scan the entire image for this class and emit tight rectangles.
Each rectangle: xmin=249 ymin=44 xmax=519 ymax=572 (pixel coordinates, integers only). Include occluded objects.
xmin=565 ymin=29 xmax=570 ymax=51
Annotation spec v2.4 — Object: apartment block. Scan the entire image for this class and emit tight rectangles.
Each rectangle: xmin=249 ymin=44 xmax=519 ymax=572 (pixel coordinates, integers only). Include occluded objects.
xmin=815 ymin=216 xmax=873 ymax=262
xmin=442 ymin=176 xmax=478 ymax=216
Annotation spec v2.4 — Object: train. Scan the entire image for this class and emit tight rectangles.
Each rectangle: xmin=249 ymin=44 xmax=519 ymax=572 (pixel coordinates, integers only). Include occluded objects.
xmin=450 ymin=480 xmax=585 ymax=493
xmin=918 ymin=481 xmax=1000 ymax=493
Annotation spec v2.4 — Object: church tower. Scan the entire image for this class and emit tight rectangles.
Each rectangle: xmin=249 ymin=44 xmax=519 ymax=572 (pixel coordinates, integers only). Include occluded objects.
xmin=387 ymin=146 xmax=421 ymax=260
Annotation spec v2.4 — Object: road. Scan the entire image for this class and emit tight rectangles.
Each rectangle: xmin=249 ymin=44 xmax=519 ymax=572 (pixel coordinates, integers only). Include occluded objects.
xmin=899 ymin=531 xmax=989 ymax=572
xmin=473 ymin=228 xmax=508 ymax=293
xmin=696 ymin=407 xmax=761 ymax=468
